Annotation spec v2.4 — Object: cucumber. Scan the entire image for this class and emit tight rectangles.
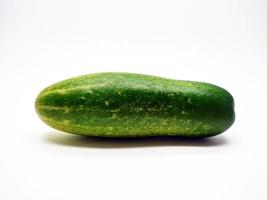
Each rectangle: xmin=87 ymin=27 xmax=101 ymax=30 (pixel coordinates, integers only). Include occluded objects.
xmin=35 ymin=72 xmax=235 ymax=137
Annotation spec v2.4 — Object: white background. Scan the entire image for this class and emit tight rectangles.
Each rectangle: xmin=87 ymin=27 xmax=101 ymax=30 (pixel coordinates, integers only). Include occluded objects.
xmin=1 ymin=0 xmax=267 ymax=199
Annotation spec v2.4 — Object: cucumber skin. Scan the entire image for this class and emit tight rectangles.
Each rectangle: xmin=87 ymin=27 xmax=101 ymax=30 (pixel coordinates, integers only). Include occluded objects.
xmin=35 ymin=72 xmax=235 ymax=137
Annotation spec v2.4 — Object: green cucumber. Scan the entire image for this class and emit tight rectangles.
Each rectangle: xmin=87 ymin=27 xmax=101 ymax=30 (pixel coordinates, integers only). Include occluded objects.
xmin=35 ymin=72 xmax=235 ymax=137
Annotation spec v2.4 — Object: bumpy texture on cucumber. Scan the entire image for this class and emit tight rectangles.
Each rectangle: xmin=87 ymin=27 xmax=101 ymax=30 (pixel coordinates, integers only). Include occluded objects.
xmin=35 ymin=72 xmax=235 ymax=137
